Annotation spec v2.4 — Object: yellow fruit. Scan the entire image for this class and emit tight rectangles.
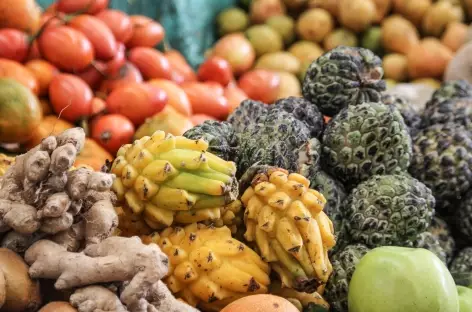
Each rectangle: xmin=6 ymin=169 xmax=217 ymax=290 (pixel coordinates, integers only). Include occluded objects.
xmin=308 ymin=0 xmax=340 ymax=17
xmin=155 ymin=223 xmax=271 ymax=311
xmin=383 ymin=54 xmax=409 ymax=82
xmin=241 ymin=167 xmax=335 ymax=292
xmin=250 ymin=0 xmax=286 ymax=24
xmin=339 ymin=0 xmax=376 ymax=33
xmin=255 ymin=52 xmax=301 ymax=74
xmin=381 ymin=15 xmax=420 ymax=54
xmin=372 ymin=0 xmax=392 ymax=22
xmin=323 ymin=28 xmax=358 ymax=51
xmin=110 ymin=130 xmax=239 ymax=230
xmin=296 ymin=8 xmax=334 ymax=43
xmin=393 ymin=0 xmax=432 ymax=26
xmin=288 ymin=41 xmax=324 ymax=64
xmin=246 ymin=25 xmax=284 ymax=57
xmin=422 ymin=1 xmax=464 ymax=37
xmin=275 ymin=72 xmax=302 ymax=99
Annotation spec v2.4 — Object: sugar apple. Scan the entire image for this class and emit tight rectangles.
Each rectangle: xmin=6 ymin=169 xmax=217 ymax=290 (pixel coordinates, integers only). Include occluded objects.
xmin=453 ymin=190 xmax=472 ymax=245
xmin=342 ymin=174 xmax=435 ymax=248
xmin=450 ymin=247 xmax=472 ymax=275
xmin=381 ymin=93 xmax=421 ymax=135
xmin=183 ymin=120 xmax=238 ymax=161
xmin=428 ymin=217 xmax=455 ymax=264
xmin=156 ymin=223 xmax=271 ymax=311
xmin=110 ymin=131 xmax=239 ymax=230
xmin=321 ymin=102 xmax=412 ymax=187
xmin=240 ymin=167 xmax=335 ymax=292
xmin=227 ymin=99 xmax=268 ymax=133
xmin=272 ymin=96 xmax=324 ymax=138
xmin=302 ymin=46 xmax=386 ymax=117
xmin=409 ymin=123 xmax=472 ymax=209
xmin=421 ymin=97 xmax=472 ymax=131
xmin=429 ymin=80 xmax=472 ymax=104
xmin=306 ymin=169 xmax=346 ymax=238
xmin=236 ymin=109 xmax=320 ymax=178
xmin=405 ymin=232 xmax=447 ymax=264
xmin=324 ymin=244 xmax=370 ymax=312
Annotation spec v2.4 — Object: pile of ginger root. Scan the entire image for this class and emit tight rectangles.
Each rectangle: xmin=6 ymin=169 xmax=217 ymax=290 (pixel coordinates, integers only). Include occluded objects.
xmin=0 ymin=127 xmax=199 ymax=312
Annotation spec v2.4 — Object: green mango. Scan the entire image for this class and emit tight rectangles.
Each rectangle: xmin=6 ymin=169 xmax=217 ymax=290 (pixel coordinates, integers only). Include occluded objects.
xmin=458 ymin=286 xmax=472 ymax=312
xmin=348 ymin=246 xmax=459 ymax=312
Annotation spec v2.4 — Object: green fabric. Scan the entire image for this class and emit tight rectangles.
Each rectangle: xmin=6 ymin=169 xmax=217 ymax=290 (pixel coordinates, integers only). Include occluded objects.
xmin=36 ymin=0 xmax=237 ymax=68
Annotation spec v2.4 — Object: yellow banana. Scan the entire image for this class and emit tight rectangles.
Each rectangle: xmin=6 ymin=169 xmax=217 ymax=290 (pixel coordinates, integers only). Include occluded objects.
xmin=151 ymin=186 xmax=197 ymax=211
xmin=165 ymin=172 xmax=227 ymax=196
xmin=144 ymin=203 xmax=174 ymax=227
xmin=141 ymin=160 xmax=178 ymax=183
xmin=314 ymin=211 xmax=336 ymax=249
xmin=208 ymin=262 xmax=260 ymax=293
xmin=174 ymin=208 xmax=221 ymax=224
xmin=174 ymin=136 xmax=209 ymax=151
xmin=275 ymin=217 xmax=303 ymax=255
xmin=133 ymin=176 xmax=159 ymax=201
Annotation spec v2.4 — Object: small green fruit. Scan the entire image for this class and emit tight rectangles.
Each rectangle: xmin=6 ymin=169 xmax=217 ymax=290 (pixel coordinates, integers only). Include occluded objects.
xmin=348 ymin=246 xmax=459 ymax=312
xmin=217 ymin=7 xmax=249 ymax=36
xmin=246 ymin=24 xmax=284 ymax=56
xmin=266 ymin=15 xmax=296 ymax=45
xmin=323 ymin=28 xmax=358 ymax=51
xmin=458 ymin=286 xmax=472 ymax=312
xmin=361 ymin=26 xmax=383 ymax=55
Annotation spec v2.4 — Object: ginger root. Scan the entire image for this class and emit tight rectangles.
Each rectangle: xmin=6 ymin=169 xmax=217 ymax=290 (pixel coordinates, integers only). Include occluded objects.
xmin=0 ymin=128 xmax=118 ymax=253
xmin=25 ymin=236 xmax=198 ymax=312
xmin=70 ymin=286 xmax=127 ymax=312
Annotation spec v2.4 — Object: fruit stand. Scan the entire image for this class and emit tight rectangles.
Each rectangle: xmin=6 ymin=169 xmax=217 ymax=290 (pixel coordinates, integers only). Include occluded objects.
xmin=1 ymin=0 xmax=472 ymax=312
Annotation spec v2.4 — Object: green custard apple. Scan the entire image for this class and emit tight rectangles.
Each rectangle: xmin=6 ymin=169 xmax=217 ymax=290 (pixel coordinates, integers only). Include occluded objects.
xmin=458 ymin=286 xmax=472 ymax=312
xmin=348 ymin=246 xmax=459 ymax=312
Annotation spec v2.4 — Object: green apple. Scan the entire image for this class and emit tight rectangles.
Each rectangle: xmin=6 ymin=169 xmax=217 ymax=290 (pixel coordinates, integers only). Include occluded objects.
xmin=348 ymin=246 xmax=459 ymax=312
xmin=458 ymin=286 xmax=472 ymax=312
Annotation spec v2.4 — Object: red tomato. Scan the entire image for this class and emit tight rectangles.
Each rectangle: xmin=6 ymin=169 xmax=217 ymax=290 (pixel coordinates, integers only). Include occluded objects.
xmin=90 ymin=97 xmax=106 ymax=114
xmin=165 ymin=49 xmax=197 ymax=83
xmin=224 ymin=84 xmax=248 ymax=113
xmin=38 ymin=26 xmax=95 ymax=72
xmin=25 ymin=41 xmax=41 ymax=61
xmin=25 ymin=59 xmax=59 ymax=96
xmin=126 ymin=15 xmax=165 ymax=48
xmin=238 ymin=70 xmax=281 ymax=104
xmin=201 ymin=81 xmax=224 ymax=96
xmin=100 ymin=62 xmax=143 ymax=94
xmin=197 ymin=56 xmax=233 ymax=86
xmin=106 ymin=83 xmax=168 ymax=125
xmin=148 ymin=79 xmax=192 ymax=116
xmin=39 ymin=12 xmax=64 ymax=30
xmin=182 ymin=82 xmax=229 ymax=119
xmin=0 ymin=58 xmax=39 ymax=94
xmin=91 ymin=114 xmax=135 ymax=154
xmin=190 ymin=114 xmax=217 ymax=126
xmin=106 ymin=42 xmax=126 ymax=76
xmin=95 ymin=9 xmax=133 ymax=43
xmin=76 ymin=61 xmax=107 ymax=90
xmin=0 ymin=29 xmax=29 ymax=62
xmin=128 ymin=47 xmax=172 ymax=80
xmin=69 ymin=15 xmax=117 ymax=61
xmin=56 ymin=0 xmax=108 ymax=14
xmin=49 ymin=74 xmax=94 ymax=122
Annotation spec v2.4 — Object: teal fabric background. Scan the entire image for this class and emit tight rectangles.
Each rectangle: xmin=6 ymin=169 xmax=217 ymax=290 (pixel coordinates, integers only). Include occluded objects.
xmin=36 ymin=0 xmax=237 ymax=68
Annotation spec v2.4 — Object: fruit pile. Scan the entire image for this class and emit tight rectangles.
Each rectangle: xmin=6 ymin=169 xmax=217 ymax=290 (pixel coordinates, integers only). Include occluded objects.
xmin=0 ymin=0 xmax=256 ymax=169
xmin=0 ymin=1 xmax=472 ymax=312
xmin=212 ymin=0 xmax=472 ymax=93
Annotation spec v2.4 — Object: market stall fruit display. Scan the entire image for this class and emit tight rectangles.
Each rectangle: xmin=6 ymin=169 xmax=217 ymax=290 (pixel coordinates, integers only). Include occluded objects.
xmin=2 ymin=0 xmax=472 ymax=311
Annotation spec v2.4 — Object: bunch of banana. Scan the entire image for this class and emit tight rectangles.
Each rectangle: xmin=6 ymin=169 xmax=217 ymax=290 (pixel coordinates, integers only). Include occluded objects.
xmin=241 ymin=166 xmax=336 ymax=293
xmin=153 ymin=223 xmax=271 ymax=311
xmin=110 ymin=131 xmax=239 ymax=230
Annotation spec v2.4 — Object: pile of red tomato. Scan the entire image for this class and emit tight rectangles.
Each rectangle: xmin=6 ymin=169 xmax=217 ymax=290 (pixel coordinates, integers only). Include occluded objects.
xmin=0 ymin=0 xmax=278 ymax=156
